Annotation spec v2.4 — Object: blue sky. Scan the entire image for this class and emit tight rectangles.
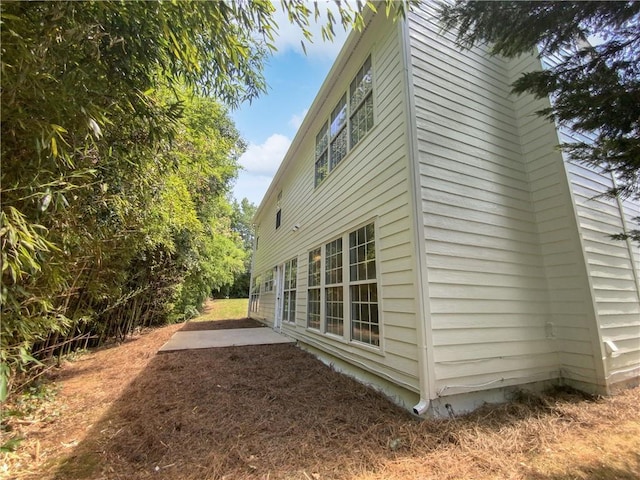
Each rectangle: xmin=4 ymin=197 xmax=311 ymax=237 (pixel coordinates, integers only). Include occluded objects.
xmin=230 ymin=6 xmax=350 ymax=206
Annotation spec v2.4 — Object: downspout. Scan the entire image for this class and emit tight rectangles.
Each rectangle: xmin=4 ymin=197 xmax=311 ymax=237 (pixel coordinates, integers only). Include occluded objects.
xmin=399 ymin=15 xmax=436 ymax=415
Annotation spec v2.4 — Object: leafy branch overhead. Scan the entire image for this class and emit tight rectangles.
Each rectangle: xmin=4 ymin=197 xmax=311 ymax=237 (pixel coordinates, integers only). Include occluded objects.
xmin=439 ymin=1 xmax=640 ymax=240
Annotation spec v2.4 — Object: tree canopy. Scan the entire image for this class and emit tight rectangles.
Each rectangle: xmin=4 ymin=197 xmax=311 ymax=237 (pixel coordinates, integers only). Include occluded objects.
xmin=439 ymin=1 xmax=640 ymax=241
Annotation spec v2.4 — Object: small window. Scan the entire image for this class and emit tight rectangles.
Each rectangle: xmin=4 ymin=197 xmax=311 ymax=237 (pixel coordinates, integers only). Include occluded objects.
xmin=275 ymin=191 xmax=282 ymax=229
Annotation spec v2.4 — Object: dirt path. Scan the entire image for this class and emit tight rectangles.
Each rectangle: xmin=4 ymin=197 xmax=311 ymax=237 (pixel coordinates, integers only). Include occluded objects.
xmin=2 ymin=319 xmax=639 ymax=480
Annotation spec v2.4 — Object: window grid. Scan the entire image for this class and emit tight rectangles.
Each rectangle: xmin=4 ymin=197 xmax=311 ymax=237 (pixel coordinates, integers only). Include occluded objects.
xmin=283 ymin=258 xmax=297 ymax=323
xmin=350 ymin=283 xmax=379 ymax=346
xmin=329 ymin=94 xmax=347 ymax=170
xmin=325 ymin=238 xmax=343 ymax=336
xmin=314 ymin=55 xmax=373 ymax=187
xmin=349 ymin=56 xmax=374 ymax=148
xmin=306 ymin=222 xmax=379 ymax=347
xmin=349 ymin=223 xmax=376 ymax=282
xmin=307 ymin=248 xmax=321 ymax=329
xmin=263 ymin=268 xmax=274 ymax=292
xmin=349 ymin=223 xmax=379 ymax=346
xmin=249 ymin=274 xmax=261 ymax=313
xmin=325 ymin=238 xmax=343 ymax=285
xmin=325 ymin=286 xmax=344 ymax=336
xmin=315 ymin=124 xmax=329 ymax=186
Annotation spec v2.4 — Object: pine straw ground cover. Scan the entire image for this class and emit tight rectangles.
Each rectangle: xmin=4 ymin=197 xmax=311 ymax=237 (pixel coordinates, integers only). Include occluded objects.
xmin=1 ymin=310 xmax=639 ymax=480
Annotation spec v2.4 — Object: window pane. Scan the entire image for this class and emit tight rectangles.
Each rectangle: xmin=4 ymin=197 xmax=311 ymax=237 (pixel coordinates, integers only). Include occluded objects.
xmin=315 ymin=152 xmax=328 ymax=186
xmin=308 ymin=248 xmax=321 ymax=287
xmin=349 ymin=223 xmax=379 ymax=346
xmin=367 ymin=260 xmax=376 ymax=280
xmin=307 ymin=288 xmax=321 ymax=329
xmin=316 ymin=123 xmax=328 ymax=158
xmin=350 ymin=56 xmax=372 ymax=108
xmin=350 ymin=283 xmax=379 ymax=346
xmin=290 ymin=258 xmax=297 ymax=288
xmin=330 ymin=127 xmax=347 ymax=169
xmin=350 ymin=92 xmax=373 ymax=148
xmin=325 ymin=238 xmax=343 ymax=285
xmin=330 ymin=95 xmax=347 ymax=138
xmin=283 ymin=292 xmax=290 ymax=321
xmin=325 ymin=286 xmax=343 ymax=336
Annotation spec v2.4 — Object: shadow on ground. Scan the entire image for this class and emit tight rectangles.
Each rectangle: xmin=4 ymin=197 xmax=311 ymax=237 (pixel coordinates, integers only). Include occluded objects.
xmin=54 ymin=330 xmax=417 ymax=479
xmin=52 ymin=318 xmax=640 ymax=480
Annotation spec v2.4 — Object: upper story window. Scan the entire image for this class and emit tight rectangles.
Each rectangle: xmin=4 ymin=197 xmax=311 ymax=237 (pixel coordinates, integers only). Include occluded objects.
xmin=275 ymin=191 xmax=282 ymax=229
xmin=330 ymin=94 xmax=348 ymax=170
xmin=315 ymin=55 xmax=374 ymax=187
xmin=350 ymin=56 xmax=374 ymax=147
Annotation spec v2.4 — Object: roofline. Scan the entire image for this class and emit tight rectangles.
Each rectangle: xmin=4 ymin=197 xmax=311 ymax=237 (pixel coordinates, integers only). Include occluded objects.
xmin=253 ymin=7 xmax=379 ymax=221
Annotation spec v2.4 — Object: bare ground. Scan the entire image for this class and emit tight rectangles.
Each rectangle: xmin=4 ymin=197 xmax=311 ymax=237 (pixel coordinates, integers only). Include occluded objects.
xmin=2 ymin=311 xmax=639 ymax=480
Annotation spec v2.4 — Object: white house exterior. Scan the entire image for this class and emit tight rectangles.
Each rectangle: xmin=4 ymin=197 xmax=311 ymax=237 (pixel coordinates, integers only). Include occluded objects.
xmin=248 ymin=4 xmax=640 ymax=416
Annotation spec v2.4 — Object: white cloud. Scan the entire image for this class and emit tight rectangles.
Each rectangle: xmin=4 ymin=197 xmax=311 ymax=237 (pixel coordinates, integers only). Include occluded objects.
xmin=289 ymin=108 xmax=309 ymax=130
xmin=271 ymin=2 xmax=351 ymax=59
xmin=232 ymin=172 xmax=274 ymax=206
xmin=239 ymin=133 xmax=291 ymax=176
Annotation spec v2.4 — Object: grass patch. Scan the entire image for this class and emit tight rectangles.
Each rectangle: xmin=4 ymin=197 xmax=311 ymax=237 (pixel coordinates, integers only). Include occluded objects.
xmin=192 ymin=298 xmax=249 ymax=322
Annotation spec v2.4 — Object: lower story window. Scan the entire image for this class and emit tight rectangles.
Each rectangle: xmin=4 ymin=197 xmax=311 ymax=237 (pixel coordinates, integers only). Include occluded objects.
xmin=325 ymin=286 xmax=343 ymax=336
xmin=283 ymin=257 xmax=297 ymax=323
xmin=349 ymin=223 xmax=379 ymax=346
xmin=305 ymin=222 xmax=379 ymax=347
xmin=307 ymin=248 xmax=321 ymax=329
xmin=351 ymin=283 xmax=379 ymax=346
xmin=249 ymin=274 xmax=261 ymax=313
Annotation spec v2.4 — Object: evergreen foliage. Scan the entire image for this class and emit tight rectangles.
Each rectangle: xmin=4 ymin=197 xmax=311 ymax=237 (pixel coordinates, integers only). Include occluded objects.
xmin=439 ymin=1 xmax=640 ymax=241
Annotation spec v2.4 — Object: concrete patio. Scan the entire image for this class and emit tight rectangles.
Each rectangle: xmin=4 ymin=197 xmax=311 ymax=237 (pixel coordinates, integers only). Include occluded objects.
xmin=158 ymin=327 xmax=295 ymax=352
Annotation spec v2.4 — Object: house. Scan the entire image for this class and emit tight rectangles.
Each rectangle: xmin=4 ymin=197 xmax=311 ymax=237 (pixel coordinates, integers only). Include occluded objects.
xmin=248 ymin=4 xmax=640 ymax=416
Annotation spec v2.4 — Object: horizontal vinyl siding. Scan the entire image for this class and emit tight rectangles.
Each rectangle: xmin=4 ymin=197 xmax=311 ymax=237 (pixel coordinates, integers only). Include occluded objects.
xmin=251 ymin=13 xmax=420 ymax=392
xmin=408 ymin=5 xmax=557 ymax=396
xmin=565 ymin=158 xmax=640 ymax=386
xmin=506 ymin=54 xmax=604 ymax=388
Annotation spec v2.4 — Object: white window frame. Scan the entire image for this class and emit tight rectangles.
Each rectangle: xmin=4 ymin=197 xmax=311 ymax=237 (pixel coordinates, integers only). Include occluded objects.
xmin=324 ymin=237 xmax=344 ymax=337
xmin=307 ymin=247 xmax=322 ymax=330
xmin=348 ymin=223 xmax=380 ymax=346
xmin=314 ymin=55 xmax=374 ymax=187
xmin=282 ymin=257 xmax=297 ymax=323
xmin=249 ymin=274 xmax=261 ymax=313
xmin=305 ymin=221 xmax=381 ymax=349
xmin=263 ymin=268 xmax=274 ymax=293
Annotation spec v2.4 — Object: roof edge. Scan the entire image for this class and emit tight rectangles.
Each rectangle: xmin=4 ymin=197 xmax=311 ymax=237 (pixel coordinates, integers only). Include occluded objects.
xmin=253 ymin=7 xmax=379 ymax=221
